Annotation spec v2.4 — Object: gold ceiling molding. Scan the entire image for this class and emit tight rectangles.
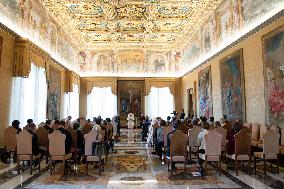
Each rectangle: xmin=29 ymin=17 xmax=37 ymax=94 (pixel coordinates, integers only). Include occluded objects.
xmin=87 ymin=79 xmax=117 ymax=95
xmin=39 ymin=0 xmax=223 ymax=50
xmin=145 ymin=78 xmax=175 ymax=96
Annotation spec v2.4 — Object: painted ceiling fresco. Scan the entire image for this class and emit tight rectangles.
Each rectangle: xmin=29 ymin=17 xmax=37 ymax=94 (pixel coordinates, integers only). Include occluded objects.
xmin=39 ymin=0 xmax=223 ymax=50
xmin=0 ymin=0 xmax=283 ymax=76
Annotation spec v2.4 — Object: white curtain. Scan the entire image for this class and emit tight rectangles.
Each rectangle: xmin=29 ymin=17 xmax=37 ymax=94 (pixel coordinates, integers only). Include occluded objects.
xmin=64 ymin=83 xmax=79 ymax=120
xmin=9 ymin=63 xmax=47 ymax=127
xmin=145 ymin=87 xmax=174 ymax=120
xmin=87 ymin=87 xmax=117 ymax=120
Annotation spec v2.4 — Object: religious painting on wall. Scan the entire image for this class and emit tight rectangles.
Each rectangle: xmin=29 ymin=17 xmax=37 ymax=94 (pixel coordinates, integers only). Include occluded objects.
xmin=198 ymin=66 xmax=213 ymax=118
xmin=117 ymin=81 xmax=144 ymax=126
xmin=47 ymin=65 xmax=61 ymax=120
xmin=262 ymin=25 xmax=284 ymax=127
xmin=220 ymin=49 xmax=245 ymax=121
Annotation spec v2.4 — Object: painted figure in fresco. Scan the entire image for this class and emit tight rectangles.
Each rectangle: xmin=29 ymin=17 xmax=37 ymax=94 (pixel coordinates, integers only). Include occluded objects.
xmin=50 ymin=90 xmax=59 ymax=119
xmin=131 ymin=98 xmax=140 ymax=116
xmin=121 ymin=97 xmax=128 ymax=113
xmin=154 ymin=58 xmax=165 ymax=73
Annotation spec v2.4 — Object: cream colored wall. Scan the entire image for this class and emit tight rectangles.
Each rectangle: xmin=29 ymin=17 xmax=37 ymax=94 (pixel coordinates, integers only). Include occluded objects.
xmin=181 ymin=16 xmax=284 ymax=124
xmin=0 ymin=28 xmax=15 ymax=145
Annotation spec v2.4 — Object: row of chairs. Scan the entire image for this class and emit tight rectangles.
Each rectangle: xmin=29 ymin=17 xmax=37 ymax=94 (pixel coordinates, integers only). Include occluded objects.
xmin=162 ymin=125 xmax=281 ymax=176
xmin=4 ymin=126 xmax=109 ymax=175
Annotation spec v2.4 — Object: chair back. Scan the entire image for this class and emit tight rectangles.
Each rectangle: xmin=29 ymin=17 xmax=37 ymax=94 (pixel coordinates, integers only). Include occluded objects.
xmin=215 ymin=127 xmax=227 ymax=147
xmin=223 ymin=122 xmax=232 ymax=138
xmin=170 ymin=130 xmax=188 ymax=156
xmin=243 ymin=123 xmax=252 ymax=130
xmin=84 ymin=130 xmax=98 ymax=156
xmin=163 ymin=126 xmax=174 ymax=147
xmin=270 ymin=125 xmax=279 ymax=134
xmin=48 ymin=130 xmax=66 ymax=156
xmin=204 ymin=130 xmax=222 ymax=156
xmin=263 ymin=130 xmax=280 ymax=155
xmin=259 ymin=124 xmax=268 ymax=142
xmin=251 ymin=123 xmax=260 ymax=141
xmin=81 ymin=124 xmax=92 ymax=135
xmin=35 ymin=127 xmax=48 ymax=148
xmin=4 ymin=126 xmax=17 ymax=151
xmin=67 ymin=127 xmax=77 ymax=149
xmin=16 ymin=129 xmax=32 ymax=155
xmin=235 ymin=129 xmax=251 ymax=156
xmin=178 ymin=124 xmax=188 ymax=135
xmin=188 ymin=126 xmax=201 ymax=147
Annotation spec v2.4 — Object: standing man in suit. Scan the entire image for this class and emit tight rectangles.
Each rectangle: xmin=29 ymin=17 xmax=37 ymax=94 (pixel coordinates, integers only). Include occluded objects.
xmin=180 ymin=109 xmax=185 ymax=120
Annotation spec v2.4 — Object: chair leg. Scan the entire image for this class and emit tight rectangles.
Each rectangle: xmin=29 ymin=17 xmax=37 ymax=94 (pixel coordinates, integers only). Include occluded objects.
xmin=63 ymin=159 xmax=66 ymax=176
xmin=49 ymin=160 xmax=53 ymax=175
xmin=248 ymin=156 xmax=252 ymax=175
xmin=235 ymin=158 xmax=238 ymax=176
xmin=254 ymin=156 xmax=256 ymax=174
xmin=17 ymin=156 xmax=20 ymax=174
xmin=277 ymin=155 xmax=280 ymax=174
xmin=170 ymin=161 xmax=173 ymax=176
xmin=85 ymin=161 xmax=88 ymax=175
xmin=205 ymin=156 xmax=207 ymax=173
xmin=38 ymin=159 xmax=41 ymax=172
xmin=264 ymin=157 xmax=266 ymax=175
xmin=30 ymin=155 xmax=33 ymax=175
xmin=219 ymin=156 xmax=221 ymax=176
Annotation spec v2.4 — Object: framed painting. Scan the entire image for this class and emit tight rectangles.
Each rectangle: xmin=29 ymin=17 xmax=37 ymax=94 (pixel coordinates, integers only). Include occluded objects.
xmin=220 ymin=49 xmax=245 ymax=121
xmin=198 ymin=66 xmax=213 ymax=118
xmin=47 ymin=65 xmax=61 ymax=120
xmin=262 ymin=25 xmax=284 ymax=127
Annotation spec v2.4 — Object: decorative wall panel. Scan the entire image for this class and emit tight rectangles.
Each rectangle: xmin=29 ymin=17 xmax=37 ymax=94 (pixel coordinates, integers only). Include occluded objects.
xmin=220 ymin=49 xmax=245 ymax=121
xmin=262 ymin=25 xmax=284 ymax=127
xmin=198 ymin=66 xmax=213 ymax=118
xmin=47 ymin=65 xmax=61 ymax=120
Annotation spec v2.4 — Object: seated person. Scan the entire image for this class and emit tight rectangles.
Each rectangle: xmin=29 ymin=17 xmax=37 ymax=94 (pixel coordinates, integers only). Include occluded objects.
xmin=73 ymin=122 xmax=84 ymax=160
xmin=23 ymin=119 xmax=34 ymax=131
xmin=197 ymin=122 xmax=210 ymax=173
xmin=12 ymin=120 xmax=22 ymax=134
xmin=209 ymin=117 xmax=215 ymax=130
xmin=214 ymin=121 xmax=221 ymax=128
xmin=156 ymin=120 xmax=166 ymax=159
xmin=56 ymin=121 xmax=73 ymax=154
xmin=44 ymin=120 xmax=53 ymax=134
xmin=227 ymin=120 xmax=242 ymax=155
xmin=24 ymin=123 xmax=40 ymax=156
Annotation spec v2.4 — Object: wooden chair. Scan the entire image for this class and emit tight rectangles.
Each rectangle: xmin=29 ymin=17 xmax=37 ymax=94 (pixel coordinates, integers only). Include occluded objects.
xmin=280 ymin=128 xmax=284 ymax=154
xmin=167 ymin=130 xmax=188 ymax=176
xmin=215 ymin=127 xmax=227 ymax=153
xmin=84 ymin=130 xmax=105 ymax=175
xmin=243 ymin=123 xmax=252 ymax=130
xmin=188 ymin=126 xmax=201 ymax=160
xmin=226 ymin=129 xmax=251 ymax=176
xmin=66 ymin=127 xmax=78 ymax=161
xmin=48 ymin=130 xmax=72 ymax=175
xmin=251 ymin=123 xmax=261 ymax=147
xmin=81 ymin=123 xmax=92 ymax=135
xmin=35 ymin=127 xmax=49 ymax=162
xmin=16 ymin=130 xmax=41 ymax=175
xmin=222 ymin=122 xmax=232 ymax=139
xmin=199 ymin=130 xmax=222 ymax=175
xmin=4 ymin=126 xmax=17 ymax=161
xmin=253 ymin=130 xmax=280 ymax=175
xmin=256 ymin=124 xmax=268 ymax=148
xmin=178 ymin=124 xmax=189 ymax=135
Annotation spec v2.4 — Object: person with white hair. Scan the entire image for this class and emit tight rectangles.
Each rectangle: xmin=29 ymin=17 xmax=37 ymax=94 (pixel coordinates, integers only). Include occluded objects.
xmin=127 ymin=113 xmax=135 ymax=129
xmin=147 ymin=118 xmax=159 ymax=146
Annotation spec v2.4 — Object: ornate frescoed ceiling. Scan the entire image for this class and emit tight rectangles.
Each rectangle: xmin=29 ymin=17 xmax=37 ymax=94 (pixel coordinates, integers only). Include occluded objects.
xmin=39 ymin=0 xmax=223 ymax=50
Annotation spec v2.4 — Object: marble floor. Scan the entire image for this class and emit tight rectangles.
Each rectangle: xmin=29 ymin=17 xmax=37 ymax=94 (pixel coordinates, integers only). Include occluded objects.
xmin=1 ymin=129 xmax=284 ymax=189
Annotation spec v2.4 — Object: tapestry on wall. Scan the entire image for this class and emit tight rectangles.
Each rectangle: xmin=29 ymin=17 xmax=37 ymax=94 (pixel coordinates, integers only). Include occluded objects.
xmin=198 ymin=66 xmax=213 ymax=118
xmin=262 ymin=25 xmax=284 ymax=127
xmin=220 ymin=49 xmax=245 ymax=121
xmin=47 ymin=66 xmax=61 ymax=120
xmin=117 ymin=81 xmax=144 ymax=126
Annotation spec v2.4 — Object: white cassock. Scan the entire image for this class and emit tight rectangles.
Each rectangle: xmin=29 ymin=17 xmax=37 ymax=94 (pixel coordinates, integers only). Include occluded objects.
xmin=147 ymin=118 xmax=158 ymax=146
xmin=127 ymin=113 xmax=135 ymax=129
xmin=111 ymin=116 xmax=118 ymax=134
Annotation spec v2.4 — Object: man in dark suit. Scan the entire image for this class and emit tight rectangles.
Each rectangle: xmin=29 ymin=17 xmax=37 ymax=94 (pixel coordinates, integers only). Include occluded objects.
xmin=180 ymin=109 xmax=185 ymax=120
xmin=57 ymin=121 xmax=73 ymax=154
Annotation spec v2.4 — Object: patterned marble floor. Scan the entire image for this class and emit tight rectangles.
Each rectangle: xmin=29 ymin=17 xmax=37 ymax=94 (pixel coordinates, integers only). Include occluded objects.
xmin=1 ymin=129 xmax=284 ymax=189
